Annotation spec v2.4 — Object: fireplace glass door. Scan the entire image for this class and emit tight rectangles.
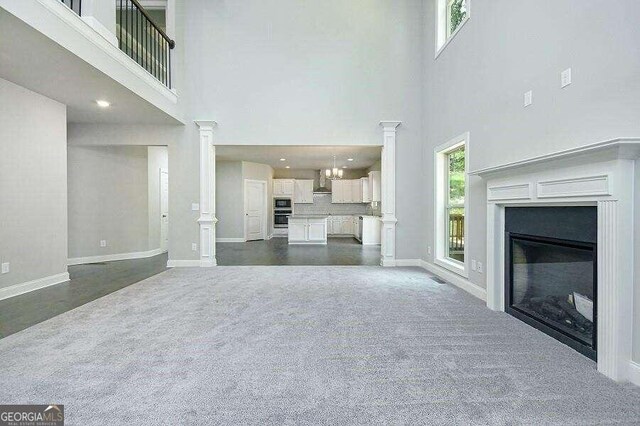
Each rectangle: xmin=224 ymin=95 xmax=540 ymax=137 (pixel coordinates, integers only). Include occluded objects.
xmin=507 ymin=234 xmax=596 ymax=358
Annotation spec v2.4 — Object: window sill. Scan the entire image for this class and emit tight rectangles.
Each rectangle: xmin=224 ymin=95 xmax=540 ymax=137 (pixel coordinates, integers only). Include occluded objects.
xmin=435 ymin=16 xmax=470 ymax=60
xmin=434 ymin=257 xmax=468 ymax=278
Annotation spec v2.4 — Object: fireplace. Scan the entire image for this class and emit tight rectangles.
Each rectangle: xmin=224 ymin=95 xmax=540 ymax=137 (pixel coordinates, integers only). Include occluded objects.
xmin=505 ymin=207 xmax=597 ymax=360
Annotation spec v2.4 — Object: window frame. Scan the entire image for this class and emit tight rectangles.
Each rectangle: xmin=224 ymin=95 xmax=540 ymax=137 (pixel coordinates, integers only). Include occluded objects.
xmin=434 ymin=132 xmax=469 ymax=277
xmin=435 ymin=0 xmax=471 ymax=59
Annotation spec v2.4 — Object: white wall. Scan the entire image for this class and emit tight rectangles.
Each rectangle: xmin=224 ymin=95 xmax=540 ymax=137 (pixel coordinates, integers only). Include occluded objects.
xmin=148 ymin=146 xmax=169 ymax=250
xmin=215 ymin=161 xmax=243 ymax=239
xmin=422 ymin=1 xmax=640 ymax=360
xmin=0 ymin=78 xmax=68 ymax=290
xmin=169 ymin=0 xmax=425 ymax=262
xmin=67 ymin=146 xmax=149 ymax=259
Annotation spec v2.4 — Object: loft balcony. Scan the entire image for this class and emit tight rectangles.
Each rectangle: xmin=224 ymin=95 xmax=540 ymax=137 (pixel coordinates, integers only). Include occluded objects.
xmin=0 ymin=0 xmax=182 ymax=124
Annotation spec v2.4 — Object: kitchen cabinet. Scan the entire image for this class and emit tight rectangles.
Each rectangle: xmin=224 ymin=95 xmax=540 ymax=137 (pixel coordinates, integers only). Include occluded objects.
xmin=356 ymin=216 xmax=382 ymax=245
xmin=361 ymin=177 xmax=371 ymax=203
xmin=328 ymin=215 xmax=358 ymax=236
xmin=368 ymin=171 xmax=381 ymax=203
xmin=294 ymin=179 xmax=314 ymax=204
xmin=331 ymin=179 xmax=368 ymax=204
xmin=273 ymin=179 xmax=294 ymax=197
xmin=288 ymin=216 xmax=328 ymax=244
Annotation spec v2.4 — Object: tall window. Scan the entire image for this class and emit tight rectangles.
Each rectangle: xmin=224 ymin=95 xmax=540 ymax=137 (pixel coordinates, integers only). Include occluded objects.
xmin=434 ymin=133 xmax=468 ymax=276
xmin=446 ymin=145 xmax=465 ymax=263
xmin=436 ymin=0 xmax=470 ymax=56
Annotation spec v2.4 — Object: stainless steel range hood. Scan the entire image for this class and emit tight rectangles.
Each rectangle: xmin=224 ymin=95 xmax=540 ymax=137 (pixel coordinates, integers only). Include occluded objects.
xmin=313 ymin=170 xmax=331 ymax=193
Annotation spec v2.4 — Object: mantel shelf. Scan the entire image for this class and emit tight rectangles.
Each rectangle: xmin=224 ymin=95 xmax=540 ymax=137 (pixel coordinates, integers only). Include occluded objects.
xmin=470 ymin=138 xmax=640 ymax=178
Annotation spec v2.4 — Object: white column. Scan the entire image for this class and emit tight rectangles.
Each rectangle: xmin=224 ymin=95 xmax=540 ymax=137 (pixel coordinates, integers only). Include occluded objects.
xmin=379 ymin=121 xmax=401 ymax=267
xmin=195 ymin=121 xmax=218 ymax=267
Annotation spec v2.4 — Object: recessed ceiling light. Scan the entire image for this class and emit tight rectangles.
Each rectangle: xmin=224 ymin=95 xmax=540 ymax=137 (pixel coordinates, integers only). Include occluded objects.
xmin=347 ymin=158 xmax=354 ymax=162
xmin=96 ymin=100 xmax=111 ymax=108
xmin=280 ymin=158 xmax=286 ymax=162
xmin=285 ymin=166 xmax=290 ymax=169
xmin=342 ymin=166 xmax=348 ymax=169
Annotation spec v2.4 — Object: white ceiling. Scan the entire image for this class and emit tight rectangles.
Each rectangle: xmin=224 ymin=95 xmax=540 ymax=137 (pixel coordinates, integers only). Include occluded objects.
xmin=216 ymin=145 xmax=382 ymax=170
xmin=0 ymin=9 xmax=180 ymax=124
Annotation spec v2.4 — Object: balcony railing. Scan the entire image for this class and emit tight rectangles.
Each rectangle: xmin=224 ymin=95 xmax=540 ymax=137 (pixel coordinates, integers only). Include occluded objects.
xmin=116 ymin=0 xmax=175 ymax=88
xmin=60 ymin=0 xmax=81 ymax=15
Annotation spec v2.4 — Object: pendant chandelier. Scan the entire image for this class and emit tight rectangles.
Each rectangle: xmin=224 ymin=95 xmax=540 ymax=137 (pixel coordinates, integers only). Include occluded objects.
xmin=325 ymin=155 xmax=344 ymax=180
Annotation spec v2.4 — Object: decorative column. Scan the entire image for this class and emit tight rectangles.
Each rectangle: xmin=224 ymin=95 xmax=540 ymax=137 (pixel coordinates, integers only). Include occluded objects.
xmin=379 ymin=121 xmax=401 ymax=267
xmin=195 ymin=121 xmax=218 ymax=267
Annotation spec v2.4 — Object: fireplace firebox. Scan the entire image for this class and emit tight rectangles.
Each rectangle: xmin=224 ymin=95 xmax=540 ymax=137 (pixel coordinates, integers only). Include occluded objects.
xmin=505 ymin=207 xmax=597 ymax=360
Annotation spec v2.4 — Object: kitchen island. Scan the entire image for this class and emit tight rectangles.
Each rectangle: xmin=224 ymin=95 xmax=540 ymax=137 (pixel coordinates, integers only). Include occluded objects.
xmin=288 ymin=215 xmax=328 ymax=244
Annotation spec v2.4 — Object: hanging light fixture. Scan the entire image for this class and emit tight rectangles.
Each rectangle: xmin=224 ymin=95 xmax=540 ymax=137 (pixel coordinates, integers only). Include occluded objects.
xmin=325 ymin=155 xmax=344 ymax=180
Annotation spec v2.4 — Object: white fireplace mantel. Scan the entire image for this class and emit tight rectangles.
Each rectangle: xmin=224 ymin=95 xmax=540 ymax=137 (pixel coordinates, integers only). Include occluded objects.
xmin=471 ymin=138 xmax=640 ymax=384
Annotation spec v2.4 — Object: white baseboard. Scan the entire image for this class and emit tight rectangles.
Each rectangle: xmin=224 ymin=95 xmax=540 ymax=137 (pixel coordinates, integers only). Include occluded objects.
xmin=68 ymin=248 xmax=164 ymax=266
xmin=0 ymin=272 xmax=70 ymax=301
xmin=167 ymin=259 xmax=201 ymax=267
xmin=394 ymin=258 xmax=487 ymax=302
xmin=267 ymin=234 xmax=273 ymax=240
xmin=629 ymin=361 xmax=640 ymax=386
xmin=216 ymin=238 xmax=245 ymax=243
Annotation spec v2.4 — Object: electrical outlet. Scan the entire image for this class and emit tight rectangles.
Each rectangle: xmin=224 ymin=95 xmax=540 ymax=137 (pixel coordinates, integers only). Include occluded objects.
xmin=471 ymin=260 xmax=477 ymax=271
xmin=477 ymin=262 xmax=483 ymax=273
xmin=100 ymin=240 xmax=107 ymax=247
xmin=1 ymin=262 xmax=9 ymax=274
xmin=192 ymin=243 xmax=198 ymax=251
xmin=427 ymin=246 xmax=432 ymax=255
xmin=524 ymin=90 xmax=533 ymax=107
xmin=561 ymin=68 xmax=572 ymax=88
xmin=191 ymin=203 xmax=200 ymax=211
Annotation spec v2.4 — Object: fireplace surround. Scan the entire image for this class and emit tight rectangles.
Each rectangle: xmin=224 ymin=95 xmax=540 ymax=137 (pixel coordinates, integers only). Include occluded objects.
xmin=471 ymin=138 xmax=640 ymax=383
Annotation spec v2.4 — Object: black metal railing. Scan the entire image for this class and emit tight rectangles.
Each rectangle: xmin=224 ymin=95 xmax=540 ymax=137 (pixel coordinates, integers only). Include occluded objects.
xmin=117 ymin=0 xmax=175 ymax=88
xmin=60 ymin=0 xmax=81 ymax=15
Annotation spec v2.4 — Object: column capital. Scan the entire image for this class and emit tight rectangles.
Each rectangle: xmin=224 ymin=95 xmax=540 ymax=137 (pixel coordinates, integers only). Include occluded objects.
xmin=194 ymin=120 xmax=218 ymax=130
xmin=379 ymin=121 xmax=402 ymax=131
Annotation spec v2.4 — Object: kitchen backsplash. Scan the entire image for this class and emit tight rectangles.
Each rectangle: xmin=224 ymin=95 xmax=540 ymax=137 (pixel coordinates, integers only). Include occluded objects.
xmin=294 ymin=193 xmax=380 ymax=215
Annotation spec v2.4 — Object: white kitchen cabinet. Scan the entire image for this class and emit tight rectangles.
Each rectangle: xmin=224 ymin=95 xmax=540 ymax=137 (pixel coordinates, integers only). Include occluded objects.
xmin=342 ymin=217 xmax=353 ymax=234
xmin=358 ymin=216 xmax=382 ymax=245
xmin=331 ymin=179 xmax=372 ymax=204
xmin=368 ymin=171 xmax=381 ymax=202
xmin=274 ymin=179 xmax=295 ymax=196
xmin=288 ymin=216 xmax=328 ymax=244
xmin=361 ymin=177 xmax=371 ymax=203
xmin=351 ymin=179 xmax=362 ymax=203
xmin=294 ymin=179 xmax=314 ymax=204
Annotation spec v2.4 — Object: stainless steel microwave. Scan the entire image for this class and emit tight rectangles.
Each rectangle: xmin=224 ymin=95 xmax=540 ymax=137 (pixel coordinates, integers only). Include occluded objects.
xmin=274 ymin=198 xmax=292 ymax=209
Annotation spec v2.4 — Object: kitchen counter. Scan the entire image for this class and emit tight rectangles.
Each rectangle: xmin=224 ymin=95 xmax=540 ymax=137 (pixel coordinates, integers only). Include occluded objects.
xmin=287 ymin=214 xmax=329 ymax=219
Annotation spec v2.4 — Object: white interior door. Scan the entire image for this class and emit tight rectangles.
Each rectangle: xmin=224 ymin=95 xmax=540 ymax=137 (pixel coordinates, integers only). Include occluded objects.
xmin=160 ymin=169 xmax=169 ymax=252
xmin=245 ymin=180 xmax=266 ymax=241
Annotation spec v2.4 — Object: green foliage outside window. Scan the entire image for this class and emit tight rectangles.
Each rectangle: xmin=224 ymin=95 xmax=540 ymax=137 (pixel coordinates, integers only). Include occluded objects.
xmin=450 ymin=0 xmax=467 ymax=35
xmin=448 ymin=147 xmax=465 ymax=205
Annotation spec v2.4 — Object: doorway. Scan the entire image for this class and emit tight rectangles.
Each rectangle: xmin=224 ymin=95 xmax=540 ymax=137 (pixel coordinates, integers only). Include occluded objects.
xmin=160 ymin=168 xmax=169 ymax=252
xmin=244 ymin=179 xmax=267 ymax=241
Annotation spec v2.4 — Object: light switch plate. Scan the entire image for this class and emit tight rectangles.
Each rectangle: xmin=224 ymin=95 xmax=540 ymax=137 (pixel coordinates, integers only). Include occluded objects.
xmin=524 ymin=90 xmax=533 ymax=107
xmin=1 ymin=263 xmax=9 ymax=274
xmin=100 ymin=240 xmax=107 ymax=247
xmin=471 ymin=260 xmax=477 ymax=271
xmin=561 ymin=68 xmax=572 ymax=88
xmin=427 ymin=246 xmax=432 ymax=255
xmin=192 ymin=243 xmax=198 ymax=251
xmin=191 ymin=203 xmax=200 ymax=211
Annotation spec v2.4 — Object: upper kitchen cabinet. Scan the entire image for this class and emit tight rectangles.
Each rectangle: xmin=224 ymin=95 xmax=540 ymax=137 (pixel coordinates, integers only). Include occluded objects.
xmin=368 ymin=171 xmax=381 ymax=203
xmin=274 ymin=179 xmax=295 ymax=197
xmin=331 ymin=179 xmax=369 ymax=204
xmin=294 ymin=180 xmax=314 ymax=203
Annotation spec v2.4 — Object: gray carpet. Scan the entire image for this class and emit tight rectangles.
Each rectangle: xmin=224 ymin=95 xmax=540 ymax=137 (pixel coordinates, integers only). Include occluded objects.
xmin=1 ymin=267 xmax=639 ymax=425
